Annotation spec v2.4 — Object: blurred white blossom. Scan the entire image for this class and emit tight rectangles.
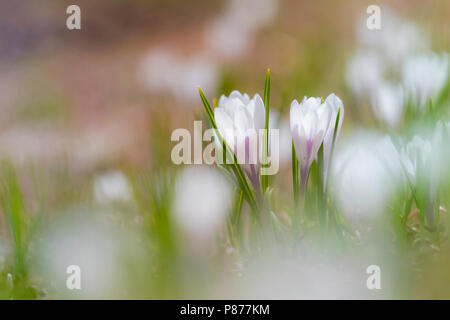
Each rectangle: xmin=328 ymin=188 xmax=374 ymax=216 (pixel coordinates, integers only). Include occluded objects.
xmin=205 ymin=0 xmax=278 ymax=60
xmin=399 ymin=133 xmax=443 ymax=228
xmin=346 ymin=51 xmax=383 ymax=98
xmin=402 ymin=53 xmax=449 ymax=109
xmin=35 ymin=215 xmax=131 ymax=299
xmin=225 ymin=254 xmax=390 ymax=299
xmin=139 ymin=47 xmax=218 ymax=103
xmin=357 ymin=10 xmax=429 ymax=66
xmin=399 ymin=133 xmax=442 ymax=196
xmin=93 ymin=170 xmax=132 ymax=204
xmin=370 ymin=82 xmax=404 ymax=128
xmin=173 ymin=166 xmax=232 ymax=245
xmin=333 ymin=133 xmax=402 ymax=222
xmin=400 ymin=136 xmax=432 ymax=186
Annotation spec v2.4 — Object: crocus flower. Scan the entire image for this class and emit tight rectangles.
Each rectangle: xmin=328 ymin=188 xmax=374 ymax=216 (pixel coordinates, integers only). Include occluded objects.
xmin=290 ymin=96 xmax=331 ymax=192
xmin=214 ymin=90 xmax=265 ymax=190
xmin=402 ymin=53 xmax=449 ymax=109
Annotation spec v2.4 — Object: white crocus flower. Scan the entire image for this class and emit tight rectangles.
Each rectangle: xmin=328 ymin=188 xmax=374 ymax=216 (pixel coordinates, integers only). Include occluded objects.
xmin=214 ymin=90 xmax=265 ymax=189
xmin=370 ymin=82 xmax=404 ymax=128
xmin=290 ymin=96 xmax=331 ymax=191
xmin=402 ymin=53 xmax=449 ymax=109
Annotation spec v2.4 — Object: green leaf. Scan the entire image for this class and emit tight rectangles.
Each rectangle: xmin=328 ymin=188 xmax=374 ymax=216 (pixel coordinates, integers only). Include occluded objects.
xmin=292 ymin=140 xmax=299 ymax=207
xmin=198 ymin=87 xmax=258 ymax=212
xmin=232 ymin=189 xmax=244 ymax=226
xmin=317 ymin=143 xmax=325 ymax=227
xmin=262 ymin=69 xmax=271 ymax=194
xmin=198 ymin=87 xmax=216 ymax=128
xmin=0 ymin=163 xmax=26 ymax=277
xmin=325 ymin=107 xmax=341 ymax=194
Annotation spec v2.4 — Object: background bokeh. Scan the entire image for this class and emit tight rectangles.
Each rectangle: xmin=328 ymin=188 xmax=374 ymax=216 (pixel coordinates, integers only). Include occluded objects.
xmin=0 ymin=0 xmax=449 ymax=299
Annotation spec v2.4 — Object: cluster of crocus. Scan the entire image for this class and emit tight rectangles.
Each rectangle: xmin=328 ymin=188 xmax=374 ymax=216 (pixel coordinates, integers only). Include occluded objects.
xmin=206 ymin=86 xmax=344 ymax=209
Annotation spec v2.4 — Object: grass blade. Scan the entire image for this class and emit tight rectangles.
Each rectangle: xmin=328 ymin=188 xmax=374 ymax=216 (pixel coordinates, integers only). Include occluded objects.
xmin=262 ymin=69 xmax=271 ymax=194
xmin=292 ymin=140 xmax=299 ymax=207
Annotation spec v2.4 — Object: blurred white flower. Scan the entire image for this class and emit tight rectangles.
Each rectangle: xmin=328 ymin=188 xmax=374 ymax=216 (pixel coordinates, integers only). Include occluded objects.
xmin=434 ymin=121 xmax=450 ymax=178
xmin=370 ymin=82 xmax=404 ymax=128
xmin=333 ymin=133 xmax=401 ymax=222
xmin=35 ymin=216 xmax=125 ymax=298
xmin=173 ymin=167 xmax=232 ymax=244
xmin=400 ymin=136 xmax=432 ymax=187
xmin=215 ymin=90 xmax=265 ymax=185
xmin=93 ymin=170 xmax=132 ymax=204
xmin=226 ymin=254 xmax=390 ymax=299
xmin=346 ymin=51 xmax=384 ymax=98
xmin=206 ymin=17 xmax=253 ymax=60
xmin=402 ymin=53 xmax=449 ymax=109
xmin=290 ymin=96 xmax=332 ymax=190
xmin=357 ymin=10 xmax=429 ymax=66
xmin=400 ymin=133 xmax=443 ymax=228
xmin=205 ymin=0 xmax=278 ymax=60
xmin=139 ymin=47 xmax=218 ymax=103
